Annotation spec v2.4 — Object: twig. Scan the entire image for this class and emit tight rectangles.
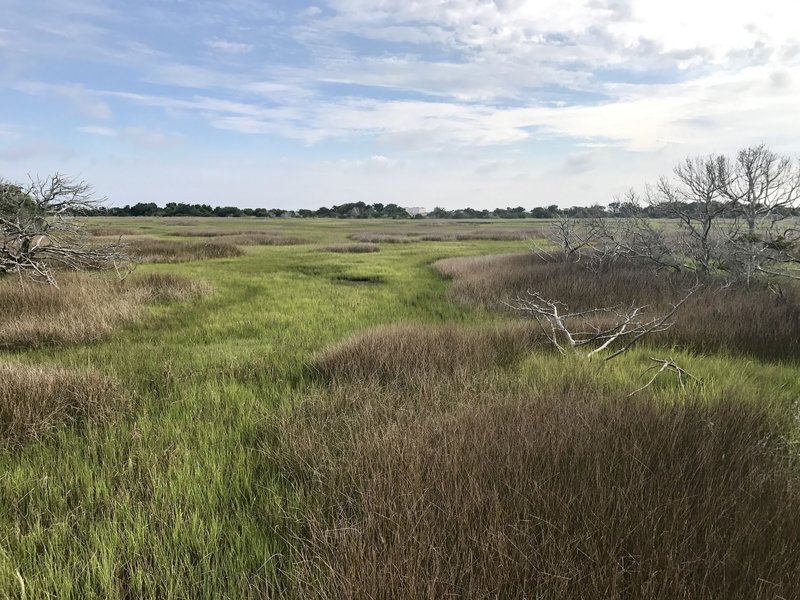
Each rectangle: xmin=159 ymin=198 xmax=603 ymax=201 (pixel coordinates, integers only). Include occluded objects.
xmin=627 ymin=357 xmax=702 ymax=397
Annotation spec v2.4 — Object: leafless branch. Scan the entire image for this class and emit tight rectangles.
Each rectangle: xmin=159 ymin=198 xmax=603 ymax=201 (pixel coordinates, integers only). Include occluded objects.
xmin=1 ymin=173 xmax=132 ymax=286
xmin=627 ymin=358 xmax=702 ymax=397
xmin=507 ymin=287 xmax=698 ymax=360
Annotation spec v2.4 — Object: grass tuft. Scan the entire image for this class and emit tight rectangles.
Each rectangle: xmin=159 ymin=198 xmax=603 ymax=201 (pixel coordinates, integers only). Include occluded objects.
xmin=126 ymin=272 xmax=212 ymax=302
xmin=309 ymin=322 xmax=542 ymax=386
xmin=0 ymin=271 xmax=211 ymax=349
xmin=129 ymin=238 xmax=244 ymax=262
xmin=318 ymin=244 xmax=380 ymax=253
xmin=0 ymin=362 xmax=126 ymax=447
xmin=0 ymin=274 xmax=141 ymax=349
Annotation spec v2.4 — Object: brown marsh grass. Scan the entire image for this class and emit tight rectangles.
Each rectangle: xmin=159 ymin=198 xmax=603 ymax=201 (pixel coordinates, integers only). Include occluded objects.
xmin=0 ymin=362 xmax=126 ymax=447
xmin=88 ymin=227 xmax=137 ymax=237
xmin=0 ymin=272 xmax=211 ymax=349
xmin=170 ymin=230 xmax=310 ymax=245
xmin=317 ymin=244 xmax=380 ymax=253
xmin=309 ymin=322 xmax=542 ymax=386
xmin=126 ymin=272 xmax=212 ymax=302
xmin=272 ymin=382 xmax=800 ymax=599
xmin=348 ymin=233 xmax=415 ymax=243
xmin=128 ymin=238 xmax=244 ymax=262
xmin=434 ymin=253 xmax=800 ymax=361
xmin=270 ymin=326 xmax=800 ymax=599
xmin=170 ymin=229 xmax=273 ymax=237
xmin=221 ymin=233 xmax=310 ymax=246
xmin=349 ymin=229 xmax=544 ymax=244
xmin=0 ymin=273 xmax=141 ymax=349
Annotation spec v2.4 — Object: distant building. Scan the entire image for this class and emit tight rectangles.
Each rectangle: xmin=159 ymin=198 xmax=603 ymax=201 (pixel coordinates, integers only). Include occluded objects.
xmin=405 ymin=206 xmax=427 ymax=216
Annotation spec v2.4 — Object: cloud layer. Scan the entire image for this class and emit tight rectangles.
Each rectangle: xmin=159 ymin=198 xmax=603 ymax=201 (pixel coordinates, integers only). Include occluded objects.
xmin=1 ymin=0 xmax=798 ymax=208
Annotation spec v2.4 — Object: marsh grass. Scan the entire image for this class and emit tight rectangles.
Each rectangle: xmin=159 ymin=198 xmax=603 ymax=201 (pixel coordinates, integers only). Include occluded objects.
xmin=0 ymin=274 xmax=141 ymax=349
xmin=222 ymin=233 xmax=310 ymax=246
xmin=126 ymin=272 xmax=212 ymax=302
xmin=271 ymin=329 xmax=800 ymax=599
xmin=348 ymin=233 xmax=414 ymax=243
xmin=349 ymin=229 xmax=543 ymax=244
xmin=0 ymin=272 xmax=211 ymax=349
xmin=169 ymin=230 xmax=311 ymax=246
xmin=310 ymin=322 xmax=542 ymax=386
xmin=170 ymin=229 xmax=275 ymax=237
xmin=0 ymin=362 xmax=126 ymax=447
xmin=317 ymin=244 xmax=380 ymax=253
xmin=3 ymin=217 xmax=799 ymax=599
xmin=129 ymin=238 xmax=244 ymax=262
xmin=88 ymin=227 xmax=137 ymax=237
xmin=434 ymin=253 xmax=800 ymax=360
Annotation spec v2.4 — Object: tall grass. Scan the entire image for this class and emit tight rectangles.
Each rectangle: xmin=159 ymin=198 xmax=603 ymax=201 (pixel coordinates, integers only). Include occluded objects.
xmin=434 ymin=253 xmax=800 ymax=360
xmin=317 ymin=244 xmax=380 ymax=253
xmin=126 ymin=272 xmax=212 ymax=302
xmin=0 ymin=362 xmax=126 ymax=447
xmin=310 ymin=323 xmax=542 ymax=386
xmin=0 ymin=274 xmax=141 ymax=349
xmin=128 ymin=238 xmax=244 ymax=262
xmin=270 ymin=328 xmax=800 ymax=599
xmin=0 ymin=272 xmax=210 ymax=349
xmin=348 ymin=229 xmax=543 ymax=243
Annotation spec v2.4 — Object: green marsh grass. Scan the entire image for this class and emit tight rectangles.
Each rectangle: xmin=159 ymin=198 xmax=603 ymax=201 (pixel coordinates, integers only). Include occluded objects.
xmin=1 ymin=217 xmax=798 ymax=598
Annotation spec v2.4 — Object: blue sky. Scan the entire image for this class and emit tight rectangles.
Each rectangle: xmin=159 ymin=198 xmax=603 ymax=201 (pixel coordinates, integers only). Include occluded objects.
xmin=1 ymin=0 xmax=798 ymax=209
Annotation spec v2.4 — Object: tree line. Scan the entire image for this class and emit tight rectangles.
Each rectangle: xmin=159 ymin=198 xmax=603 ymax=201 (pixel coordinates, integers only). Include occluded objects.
xmin=73 ymin=199 xmax=800 ymax=220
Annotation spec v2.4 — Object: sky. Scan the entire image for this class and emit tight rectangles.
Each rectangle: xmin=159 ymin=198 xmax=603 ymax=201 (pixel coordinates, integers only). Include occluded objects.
xmin=1 ymin=0 xmax=799 ymax=210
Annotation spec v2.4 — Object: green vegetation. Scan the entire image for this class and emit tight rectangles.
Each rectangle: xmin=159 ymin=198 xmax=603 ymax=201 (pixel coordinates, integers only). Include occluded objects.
xmin=1 ymin=217 xmax=799 ymax=598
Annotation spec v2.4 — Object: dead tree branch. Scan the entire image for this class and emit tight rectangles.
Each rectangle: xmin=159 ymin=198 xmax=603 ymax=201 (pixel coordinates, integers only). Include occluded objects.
xmin=507 ymin=287 xmax=698 ymax=360
xmin=627 ymin=357 xmax=702 ymax=397
xmin=1 ymin=174 xmax=132 ymax=286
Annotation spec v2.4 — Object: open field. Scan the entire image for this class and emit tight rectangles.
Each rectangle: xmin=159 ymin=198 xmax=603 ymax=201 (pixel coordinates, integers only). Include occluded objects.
xmin=1 ymin=217 xmax=799 ymax=598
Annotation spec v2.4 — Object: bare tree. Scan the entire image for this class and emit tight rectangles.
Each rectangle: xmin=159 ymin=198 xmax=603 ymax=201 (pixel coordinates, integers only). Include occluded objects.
xmin=1 ymin=174 xmax=130 ymax=286
xmin=654 ymin=155 xmax=733 ymax=275
xmin=596 ymin=190 xmax=682 ymax=272
xmin=543 ymin=215 xmax=606 ymax=261
xmin=723 ymin=144 xmax=800 ymax=236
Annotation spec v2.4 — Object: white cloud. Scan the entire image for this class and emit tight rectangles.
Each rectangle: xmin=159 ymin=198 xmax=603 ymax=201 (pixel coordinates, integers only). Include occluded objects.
xmin=79 ymin=125 xmax=117 ymax=136
xmin=16 ymin=81 xmax=112 ymax=119
xmin=206 ymin=39 xmax=254 ymax=54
